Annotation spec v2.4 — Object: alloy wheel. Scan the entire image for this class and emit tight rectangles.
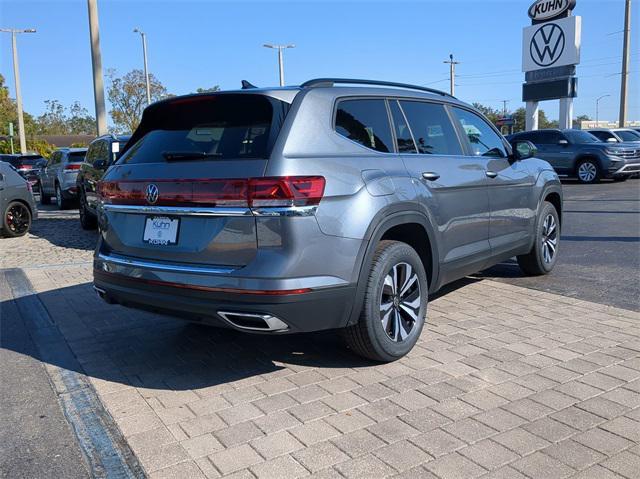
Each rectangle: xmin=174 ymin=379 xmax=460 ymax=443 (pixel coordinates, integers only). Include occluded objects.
xmin=380 ymin=262 xmax=421 ymax=342
xmin=541 ymin=213 xmax=558 ymax=264
xmin=5 ymin=203 xmax=30 ymax=235
xmin=578 ymin=162 xmax=597 ymax=183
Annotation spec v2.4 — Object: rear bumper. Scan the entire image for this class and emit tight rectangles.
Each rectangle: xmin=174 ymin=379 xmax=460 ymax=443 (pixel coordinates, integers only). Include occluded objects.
xmin=93 ymin=268 xmax=356 ymax=334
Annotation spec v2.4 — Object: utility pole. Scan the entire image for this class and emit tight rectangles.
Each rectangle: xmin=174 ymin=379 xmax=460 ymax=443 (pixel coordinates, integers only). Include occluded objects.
xmin=443 ymin=54 xmax=460 ymax=96
xmin=263 ymin=44 xmax=295 ymax=86
xmin=501 ymin=100 xmax=510 ymax=117
xmin=1 ymin=28 xmax=36 ymax=154
xmin=619 ymin=0 xmax=632 ymax=127
xmin=133 ymin=28 xmax=151 ymax=106
xmin=596 ymin=94 xmax=611 ymax=126
xmin=87 ymin=0 xmax=107 ymax=136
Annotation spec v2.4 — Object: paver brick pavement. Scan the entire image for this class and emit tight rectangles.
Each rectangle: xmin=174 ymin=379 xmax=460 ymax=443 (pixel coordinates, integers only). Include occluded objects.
xmin=3 ymin=208 xmax=639 ymax=477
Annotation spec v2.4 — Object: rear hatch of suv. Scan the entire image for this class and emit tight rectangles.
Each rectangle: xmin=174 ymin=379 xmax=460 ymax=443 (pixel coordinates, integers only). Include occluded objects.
xmin=98 ymin=93 xmax=291 ymax=267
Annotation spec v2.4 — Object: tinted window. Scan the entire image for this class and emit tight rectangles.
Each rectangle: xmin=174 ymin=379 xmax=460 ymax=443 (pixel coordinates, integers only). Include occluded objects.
xmin=49 ymin=152 xmax=61 ymax=165
xmin=616 ymin=130 xmax=640 ymax=142
xmin=335 ymin=99 xmax=393 ymax=153
xmin=536 ymin=131 xmax=564 ymax=144
xmin=389 ymin=100 xmax=416 ymax=153
xmin=400 ymin=101 xmax=462 ymax=155
xmin=565 ymin=130 xmax=600 ymax=143
xmin=451 ymin=107 xmax=507 ymax=158
xmin=68 ymin=151 xmax=87 ymax=162
xmin=86 ymin=141 xmax=102 ymax=165
xmin=588 ymin=131 xmax=613 ymax=142
xmin=121 ymin=94 xmax=284 ymax=164
xmin=2 ymin=155 xmax=42 ymax=167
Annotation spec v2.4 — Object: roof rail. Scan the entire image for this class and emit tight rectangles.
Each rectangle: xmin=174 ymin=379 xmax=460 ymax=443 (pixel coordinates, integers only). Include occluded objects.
xmin=300 ymin=78 xmax=454 ymax=98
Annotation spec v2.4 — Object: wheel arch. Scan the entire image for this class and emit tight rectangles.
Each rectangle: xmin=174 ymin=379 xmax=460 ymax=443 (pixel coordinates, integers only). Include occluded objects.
xmin=345 ymin=205 xmax=439 ymax=327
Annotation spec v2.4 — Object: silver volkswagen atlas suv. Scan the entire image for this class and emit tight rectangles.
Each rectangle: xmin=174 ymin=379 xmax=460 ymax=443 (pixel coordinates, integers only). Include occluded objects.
xmin=93 ymin=78 xmax=562 ymax=361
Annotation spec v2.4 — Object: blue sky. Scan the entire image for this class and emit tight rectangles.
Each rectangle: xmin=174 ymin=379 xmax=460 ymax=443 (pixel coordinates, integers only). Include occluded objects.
xmin=1 ymin=0 xmax=638 ymax=124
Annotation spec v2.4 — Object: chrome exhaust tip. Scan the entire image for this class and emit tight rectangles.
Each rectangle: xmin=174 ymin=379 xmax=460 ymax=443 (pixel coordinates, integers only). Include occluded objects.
xmin=217 ymin=311 xmax=289 ymax=332
xmin=93 ymin=285 xmax=117 ymax=304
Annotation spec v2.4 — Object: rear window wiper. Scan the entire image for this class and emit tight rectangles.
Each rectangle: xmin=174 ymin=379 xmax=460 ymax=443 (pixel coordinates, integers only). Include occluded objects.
xmin=162 ymin=151 xmax=223 ymax=161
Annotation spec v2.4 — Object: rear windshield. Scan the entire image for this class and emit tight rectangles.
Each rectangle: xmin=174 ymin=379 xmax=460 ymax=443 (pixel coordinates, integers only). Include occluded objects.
xmin=69 ymin=151 xmax=87 ymax=161
xmin=4 ymin=155 xmax=43 ymax=166
xmin=119 ymin=94 xmax=288 ymax=164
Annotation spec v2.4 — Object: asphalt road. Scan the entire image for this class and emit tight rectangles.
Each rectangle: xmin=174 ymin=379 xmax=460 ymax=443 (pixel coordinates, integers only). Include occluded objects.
xmin=481 ymin=179 xmax=640 ymax=312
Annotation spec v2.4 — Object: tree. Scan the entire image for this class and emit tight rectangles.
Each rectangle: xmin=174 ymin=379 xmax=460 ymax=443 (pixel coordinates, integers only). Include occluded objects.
xmin=195 ymin=86 xmax=220 ymax=94
xmin=472 ymin=103 xmax=501 ymax=125
xmin=573 ymin=114 xmax=591 ymax=129
xmin=36 ymin=100 xmax=67 ymax=135
xmin=0 ymin=73 xmax=37 ymax=137
xmin=510 ymin=107 xmax=558 ymax=132
xmin=67 ymin=102 xmax=97 ymax=135
xmin=107 ymin=69 xmax=169 ymax=133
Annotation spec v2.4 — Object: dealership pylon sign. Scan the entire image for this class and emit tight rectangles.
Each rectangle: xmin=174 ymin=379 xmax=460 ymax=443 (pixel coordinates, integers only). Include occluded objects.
xmin=522 ymin=0 xmax=581 ymax=131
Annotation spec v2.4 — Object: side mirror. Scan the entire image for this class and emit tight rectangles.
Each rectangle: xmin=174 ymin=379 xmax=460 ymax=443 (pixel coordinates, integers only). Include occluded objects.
xmin=558 ymin=139 xmax=569 ymax=146
xmin=606 ymin=137 xmax=618 ymax=143
xmin=512 ymin=140 xmax=537 ymax=160
xmin=94 ymin=159 xmax=108 ymax=170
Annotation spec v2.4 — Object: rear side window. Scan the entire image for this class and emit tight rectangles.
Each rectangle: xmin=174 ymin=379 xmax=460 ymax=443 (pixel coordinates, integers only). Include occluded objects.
xmin=451 ymin=107 xmax=507 ymax=158
xmin=120 ymin=94 xmax=286 ymax=164
xmin=335 ymin=99 xmax=393 ymax=153
xmin=68 ymin=151 xmax=86 ymax=162
xmin=537 ymin=131 xmax=564 ymax=144
xmin=400 ymin=101 xmax=462 ymax=155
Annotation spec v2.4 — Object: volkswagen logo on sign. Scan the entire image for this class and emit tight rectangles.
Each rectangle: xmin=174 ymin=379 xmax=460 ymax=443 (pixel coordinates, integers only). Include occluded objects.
xmin=146 ymin=184 xmax=159 ymax=204
xmin=530 ymin=23 xmax=565 ymax=67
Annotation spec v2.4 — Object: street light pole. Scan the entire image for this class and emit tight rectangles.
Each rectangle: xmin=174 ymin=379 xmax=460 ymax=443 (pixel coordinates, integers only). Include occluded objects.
xmin=618 ymin=0 xmax=632 ymax=127
xmin=133 ymin=28 xmax=151 ymax=105
xmin=263 ymin=44 xmax=295 ymax=86
xmin=596 ymin=94 xmax=611 ymax=126
xmin=87 ymin=0 xmax=107 ymax=136
xmin=1 ymin=28 xmax=36 ymax=154
xmin=443 ymin=54 xmax=460 ymax=96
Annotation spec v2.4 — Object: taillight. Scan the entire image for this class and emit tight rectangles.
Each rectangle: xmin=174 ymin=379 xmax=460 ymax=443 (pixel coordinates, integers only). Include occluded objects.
xmin=97 ymin=176 xmax=326 ymax=208
xmin=64 ymin=163 xmax=82 ymax=171
xmin=17 ymin=164 xmax=33 ymax=170
xmin=249 ymin=177 xmax=325 ymax=207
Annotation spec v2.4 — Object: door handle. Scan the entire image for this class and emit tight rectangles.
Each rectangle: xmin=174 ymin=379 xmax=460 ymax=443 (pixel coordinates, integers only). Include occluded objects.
xmin=486 ymin=171 xmax=498 ymax=178
xmin=421 ymin=172 xmax=440 ymax=181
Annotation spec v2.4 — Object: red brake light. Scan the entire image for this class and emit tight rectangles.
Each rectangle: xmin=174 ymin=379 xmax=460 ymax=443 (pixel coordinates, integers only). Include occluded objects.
xmin=249 ymin=177 xmax=325 ymax=207
xmin=97 ymin=176 xmax=326 ymax=208
xmin=65 ymin=163 xmax=82 ymax=171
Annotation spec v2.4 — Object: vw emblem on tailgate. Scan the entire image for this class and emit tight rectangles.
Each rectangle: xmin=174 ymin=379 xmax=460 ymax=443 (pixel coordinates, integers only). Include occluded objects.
xmin=146 ymin=184 xmax=159 ymax=204
xmin=530 ymin=23 xmax=565 ymax=67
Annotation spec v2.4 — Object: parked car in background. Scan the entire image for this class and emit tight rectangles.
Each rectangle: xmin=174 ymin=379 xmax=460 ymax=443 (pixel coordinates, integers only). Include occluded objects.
xmin=0 ymin=160 xmax=38 ymax=237
xmin=38 ymin=147 xmax=87 ymax=209
xmin=507 ymin=129 xmax=640 ymax=184
xmin=586 ymin=128 xmax=640 ymax=144
xmin=92 ymin=79 xmax=562 ymax=362
xmin=77 ymin=134 xmax=130 ymax=229
xmin=0 ymin=153 xmax=46 ymax=191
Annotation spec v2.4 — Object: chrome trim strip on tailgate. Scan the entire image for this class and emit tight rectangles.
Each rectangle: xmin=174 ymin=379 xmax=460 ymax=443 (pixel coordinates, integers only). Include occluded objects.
xmin=101 ymin=204 xmax=253 ymax=217
xmin=97 ymin=253 xmax=237 ymax=275
xmin=101 ymin=204 xmax=318 ymax=217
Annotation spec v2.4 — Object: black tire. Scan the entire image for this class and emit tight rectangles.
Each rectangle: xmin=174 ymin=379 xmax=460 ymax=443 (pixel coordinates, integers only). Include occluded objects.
xmin=39 ymin=183 xmax=51 ymax=205
xmin=517 ymin=201 xmax=560 ymax=276
xmin=576 ymin=158 xmax=601 ymax=184
xmin=2 ymin=201 xmax=32 ymax=237
xmin=79 ymin=193 xmax=98 ymax=230
xmin=55 ymin=183 xmax=71 ymax=210
xmin=343 ymin=240 xmax=428 ymax=362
